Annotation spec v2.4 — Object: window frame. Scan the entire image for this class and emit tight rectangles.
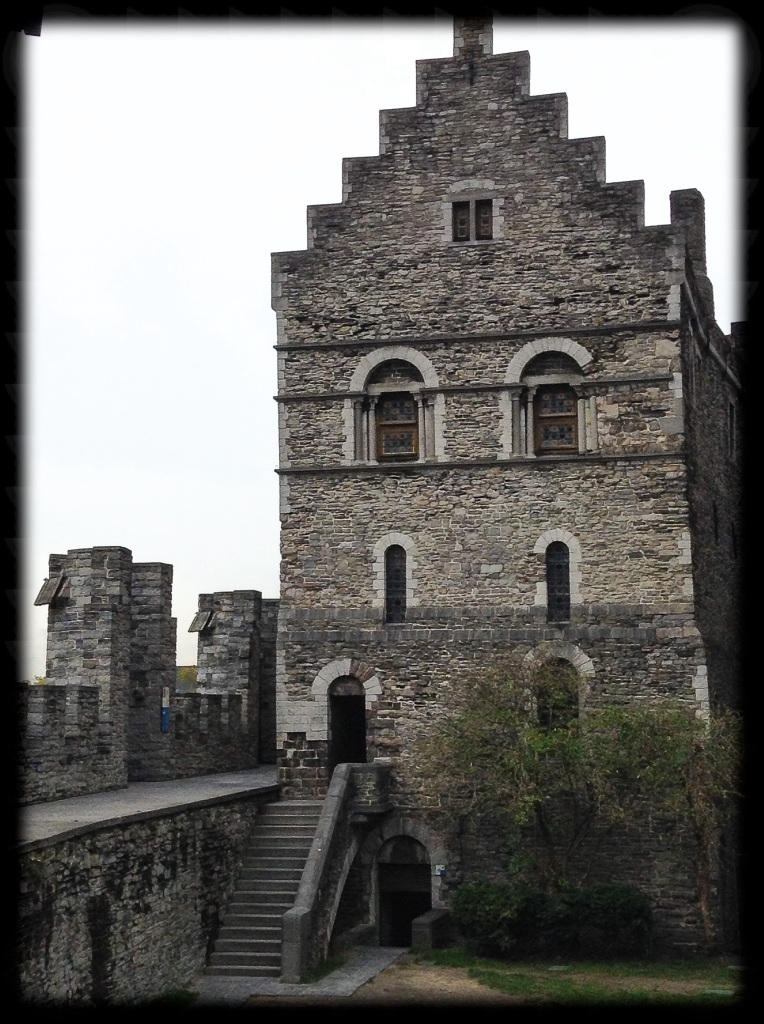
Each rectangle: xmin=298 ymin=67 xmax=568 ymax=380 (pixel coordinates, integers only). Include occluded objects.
xmin=451 ymin=197 xmax=494 ymax=242
xmin=533 ymin=384 xmax=579 ymax=455
xmin=545 ymin=541 xmax=571 ymax=623
xmin=376 ymin=392 xmax=419 ymax=462
xmin=384 ymin=544 xmax=407 ymax=623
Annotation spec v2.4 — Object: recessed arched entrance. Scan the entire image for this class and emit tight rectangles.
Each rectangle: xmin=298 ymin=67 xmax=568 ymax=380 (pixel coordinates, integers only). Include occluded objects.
xmin=328 ymin=676 xmax=366 ymax=775
xmin=377 ymin=836 xmax=432 ymax=946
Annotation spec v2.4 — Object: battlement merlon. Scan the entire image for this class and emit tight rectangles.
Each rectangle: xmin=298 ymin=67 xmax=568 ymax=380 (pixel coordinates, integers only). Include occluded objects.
xmin=670 ymin=188 xmax=714 ymax=318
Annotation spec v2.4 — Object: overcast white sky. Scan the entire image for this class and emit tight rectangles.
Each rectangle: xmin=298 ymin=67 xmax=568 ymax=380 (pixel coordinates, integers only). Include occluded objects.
xmin=21 ymin=15 xmax=744 ymax=679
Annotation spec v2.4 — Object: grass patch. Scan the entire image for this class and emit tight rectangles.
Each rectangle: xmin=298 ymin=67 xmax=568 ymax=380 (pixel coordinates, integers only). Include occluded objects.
xmin=419 ymin=948 xmax=742 ymax=1005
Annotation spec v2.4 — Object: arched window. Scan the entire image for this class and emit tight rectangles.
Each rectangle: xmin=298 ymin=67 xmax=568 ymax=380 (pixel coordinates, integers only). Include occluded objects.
xmin=519 ymin=351 xmax=585 ymax=456
xmin=534 ymin=658 xmax=579 ymax=729
xmin=347 ymin=349 xmax=444 ymax=466
xmin=385 ymin=545 xmax=407 ymax=623
xmin=546 ymin=542 xmax=570 ymax=622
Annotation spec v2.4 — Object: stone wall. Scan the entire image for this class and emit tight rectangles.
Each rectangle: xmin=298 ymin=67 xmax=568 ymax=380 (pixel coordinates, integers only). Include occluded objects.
xmin=195 ymin=590 xmax=261 ymax=694
xmin=454 ymin=809 xmax=709 ymax=955
xmin=258 ymin=599 xmax=279 ymax=764
xmin=277 ymin=620 xmax=705 ymax=803
xmin=19 ymin=682 xmax=103 ymax=804
xmin=17 ymin=792 xmax=278 ymax=1004
xmin=680 ymin=280 xmax=743 ymax=709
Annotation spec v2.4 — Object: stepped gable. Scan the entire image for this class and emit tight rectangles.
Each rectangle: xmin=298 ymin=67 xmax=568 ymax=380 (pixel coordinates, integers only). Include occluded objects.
xmin=272 ymin=19 xmax=696 ymax=345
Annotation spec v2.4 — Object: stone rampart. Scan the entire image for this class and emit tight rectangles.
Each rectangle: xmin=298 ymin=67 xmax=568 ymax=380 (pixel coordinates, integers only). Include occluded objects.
xmin=18 ymin=790 xmax=278 ymax=1005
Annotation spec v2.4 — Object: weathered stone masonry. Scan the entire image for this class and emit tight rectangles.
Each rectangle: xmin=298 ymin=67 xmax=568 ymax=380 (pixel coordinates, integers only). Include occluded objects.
xmin=272 ymin=17 xmax=742 ymax=950
xmin=18 ymin=792 xmax=276 ymax=1004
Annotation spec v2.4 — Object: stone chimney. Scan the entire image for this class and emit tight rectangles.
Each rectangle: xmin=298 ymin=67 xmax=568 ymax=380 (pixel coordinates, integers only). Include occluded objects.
xmin=453 ymin=15 xmax=493 ymax=58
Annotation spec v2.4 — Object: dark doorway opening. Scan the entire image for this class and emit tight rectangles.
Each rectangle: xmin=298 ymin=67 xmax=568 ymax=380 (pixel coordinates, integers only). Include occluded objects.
xmin=377 ymin=837 xmax=432 ymax=947
xmin=328 ymin=677 xmax=366 ymax=775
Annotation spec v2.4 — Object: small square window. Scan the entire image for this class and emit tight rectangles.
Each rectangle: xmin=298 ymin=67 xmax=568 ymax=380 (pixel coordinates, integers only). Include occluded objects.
xmin=452 ymin=198 xmax=493 ymax=242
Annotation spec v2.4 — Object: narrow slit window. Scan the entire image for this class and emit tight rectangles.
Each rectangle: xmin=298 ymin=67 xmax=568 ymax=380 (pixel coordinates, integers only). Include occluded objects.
xmin=385 ymin=545 xmax=407 ymax=623
xmin=546 ymin=542 xmax=570 ymax=622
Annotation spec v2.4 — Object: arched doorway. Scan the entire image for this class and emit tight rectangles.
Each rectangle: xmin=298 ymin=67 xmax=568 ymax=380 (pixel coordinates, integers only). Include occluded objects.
xmin=328 ymin=676 xmax=366 ymax=775
xmin=377 ymin=836 xmax=432 ymax=946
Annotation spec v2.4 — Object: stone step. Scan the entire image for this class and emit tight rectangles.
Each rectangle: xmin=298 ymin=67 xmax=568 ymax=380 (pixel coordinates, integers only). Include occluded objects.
xmin=245 ymin=835 xmax=313 ymax=843
xmin=218 ymin=924 xmax=281 ymax=941
xmin=205 ymin=964 xmax=280 ymax=978
xmin=214 ymin=937 xmax=281 ymax=954
xmin=210 ymin=950 xmax=282 ymax=968
xmin=234 ymin=883 xmax=300 ymax=900
xmin=236 ymin=877 xmax=301 ymax=893
xmin=238 ymin=865 xmax=303 ymax=878
xmin=224 ymin=902 xmax=292 ymax=920
xmin=249 ymin=826 xmax=317 ymax=839
xmin=253 ymin=811 xmax=319 ymax=827
xmin=240 ymin=860 xmax=307 ymax=876
xmin=264 ymin=801 xmax=323 ymax=812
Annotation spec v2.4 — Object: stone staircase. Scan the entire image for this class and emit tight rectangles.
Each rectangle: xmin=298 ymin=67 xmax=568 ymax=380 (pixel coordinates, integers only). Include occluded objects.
xmin=206 ymin=800 xmax=323 ymax=977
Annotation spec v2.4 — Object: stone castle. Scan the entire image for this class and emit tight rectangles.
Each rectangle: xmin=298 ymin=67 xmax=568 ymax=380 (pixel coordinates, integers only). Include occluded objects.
xmin=18 ymin=17 xmax=742 ymax=1002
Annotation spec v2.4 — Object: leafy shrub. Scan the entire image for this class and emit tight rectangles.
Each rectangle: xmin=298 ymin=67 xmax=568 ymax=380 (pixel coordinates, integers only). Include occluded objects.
xmin=561 ymin=883 xmax=653 ymax=958
xmin=452 ymin=881 xmax=652 ymax=959
xmin=451 ymin=881 xmax=526 ymax=955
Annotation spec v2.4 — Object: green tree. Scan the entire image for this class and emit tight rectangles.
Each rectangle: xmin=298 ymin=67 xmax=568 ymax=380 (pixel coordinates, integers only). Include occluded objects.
xmin=419 ymin=660 xmax=739 ymax=948
xmin=176 ymin=665 xmax=198 ymax=690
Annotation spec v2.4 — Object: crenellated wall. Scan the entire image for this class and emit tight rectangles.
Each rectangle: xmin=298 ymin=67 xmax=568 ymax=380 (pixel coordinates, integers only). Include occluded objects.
xmin=23 ymin=547 xmax=278 ymax=801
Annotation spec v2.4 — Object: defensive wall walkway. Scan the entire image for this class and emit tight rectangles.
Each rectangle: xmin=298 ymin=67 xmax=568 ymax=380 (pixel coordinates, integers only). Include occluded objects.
xmin=19 ymin=767 xmax=279 ymax=849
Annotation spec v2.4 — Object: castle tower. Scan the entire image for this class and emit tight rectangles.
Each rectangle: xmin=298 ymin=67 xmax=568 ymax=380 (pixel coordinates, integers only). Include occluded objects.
xmin=271 ymin=18 xmax=741 ymax=945
xmin=34 ymin=546 xmax=135 ymax=791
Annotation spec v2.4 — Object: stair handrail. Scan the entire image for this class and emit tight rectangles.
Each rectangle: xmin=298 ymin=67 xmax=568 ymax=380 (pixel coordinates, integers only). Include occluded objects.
xmin=280 ymin=763 xmax=357 ymax=983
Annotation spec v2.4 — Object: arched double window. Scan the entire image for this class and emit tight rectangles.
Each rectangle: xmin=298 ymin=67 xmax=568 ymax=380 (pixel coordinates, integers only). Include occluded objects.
xmin=545 ymin=542 xmax=570 ymax=622
xmin=359 ymin=360 xmax=425 ymax=463
xmin=346 ymin=349 xmax=444 ymax=465
xmin=385 ymin=545 xmax=407 ymax=623
xmin=523 ymin=352 xmax=582 ymax=456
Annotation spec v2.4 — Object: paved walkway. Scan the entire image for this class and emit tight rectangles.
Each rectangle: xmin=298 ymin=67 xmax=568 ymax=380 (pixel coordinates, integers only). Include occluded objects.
xmin=190 ymin=947 xmax=408 ymax=1005
xmin=19 ymin=767 xmax=278 ymax=847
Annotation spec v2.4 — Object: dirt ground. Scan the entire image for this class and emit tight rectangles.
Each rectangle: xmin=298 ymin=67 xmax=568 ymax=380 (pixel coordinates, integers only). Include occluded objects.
xmin=244 ymin=956 xmax=523 ymax=1007
xmin=244 ymin=951 xmax=740 ymax=1007
xmin=346 ymin=955 xmax=524 ymax=1003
